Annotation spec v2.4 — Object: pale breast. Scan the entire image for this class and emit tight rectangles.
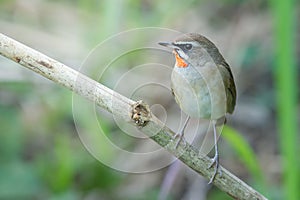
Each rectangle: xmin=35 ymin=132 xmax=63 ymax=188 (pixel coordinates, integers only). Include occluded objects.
xmin=171 ymin=63 xmax=227 ymax=120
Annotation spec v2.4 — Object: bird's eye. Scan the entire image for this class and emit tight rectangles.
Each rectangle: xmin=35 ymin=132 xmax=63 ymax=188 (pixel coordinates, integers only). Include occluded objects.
xmin=184 ymin=44 xmax=192 ymax=50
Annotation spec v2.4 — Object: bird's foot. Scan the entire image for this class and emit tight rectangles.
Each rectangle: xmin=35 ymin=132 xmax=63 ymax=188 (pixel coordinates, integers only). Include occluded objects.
xmin=208 ymin=154 xmax=221 ymax=184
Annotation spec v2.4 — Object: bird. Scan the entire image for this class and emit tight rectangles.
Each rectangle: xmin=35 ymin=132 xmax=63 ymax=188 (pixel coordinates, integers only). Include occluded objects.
xmin=159 ymin=33 xmax=236 ymax=184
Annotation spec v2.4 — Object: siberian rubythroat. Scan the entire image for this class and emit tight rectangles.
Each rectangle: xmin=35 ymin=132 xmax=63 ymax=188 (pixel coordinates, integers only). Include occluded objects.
xmin=159 ymin=33 xmax=236 ymax=183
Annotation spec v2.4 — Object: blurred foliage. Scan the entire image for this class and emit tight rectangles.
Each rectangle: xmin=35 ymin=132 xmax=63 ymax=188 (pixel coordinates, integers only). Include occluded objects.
xmin=271 ymin=0 xmax=299 ymax=200
xmin=0 ymin=0 xmax=299 ymax=199
xmin=222 ymin=126 xmax=265 ymax=191
xmin=0 ymin=83 xmax=122 ymax=199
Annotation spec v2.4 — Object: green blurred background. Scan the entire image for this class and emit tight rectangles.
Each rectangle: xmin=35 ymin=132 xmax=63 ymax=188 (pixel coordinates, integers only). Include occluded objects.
xmin=0 ymin=0 xmax=299 ymax=199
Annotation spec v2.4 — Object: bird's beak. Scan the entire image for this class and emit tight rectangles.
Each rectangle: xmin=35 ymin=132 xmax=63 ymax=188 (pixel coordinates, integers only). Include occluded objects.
xmin=158 ymin=42 xmax=178 ymax=50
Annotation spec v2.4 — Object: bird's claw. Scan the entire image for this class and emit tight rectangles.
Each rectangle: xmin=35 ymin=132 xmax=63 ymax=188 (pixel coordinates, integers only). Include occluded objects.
xmin=208 ymin=154 xmax=221 ymax=184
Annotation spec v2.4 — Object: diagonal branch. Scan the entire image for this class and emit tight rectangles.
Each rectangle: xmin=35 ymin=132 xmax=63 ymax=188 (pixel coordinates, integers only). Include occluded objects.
xmin=0 ymin=33 xmax=267 ymax=200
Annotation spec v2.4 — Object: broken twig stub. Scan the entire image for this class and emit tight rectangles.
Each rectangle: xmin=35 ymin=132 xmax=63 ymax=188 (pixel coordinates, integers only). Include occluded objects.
xmin=131 ymin=100 xmax=151 ymax=127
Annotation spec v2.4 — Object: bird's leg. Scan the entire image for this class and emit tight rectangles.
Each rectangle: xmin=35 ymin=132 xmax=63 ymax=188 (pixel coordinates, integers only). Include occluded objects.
xmin=174 ymin=116 xmax=190 ymax=148
xmin=208 ymin=120 xmax=221 ymax=184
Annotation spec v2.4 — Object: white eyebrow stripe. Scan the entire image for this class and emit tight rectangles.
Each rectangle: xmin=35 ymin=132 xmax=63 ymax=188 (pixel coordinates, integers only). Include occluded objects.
xmin=173 ymin=41 xmax=200 ymax=46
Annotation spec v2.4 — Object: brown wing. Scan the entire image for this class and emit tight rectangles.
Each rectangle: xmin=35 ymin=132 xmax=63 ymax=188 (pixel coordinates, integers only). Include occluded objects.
xmin=218 ymin=63 xmax=236 ymax=114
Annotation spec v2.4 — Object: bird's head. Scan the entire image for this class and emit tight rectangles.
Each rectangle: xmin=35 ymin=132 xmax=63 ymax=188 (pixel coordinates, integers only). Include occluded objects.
xmin=159 ymin=33 xmax=222 ymax=68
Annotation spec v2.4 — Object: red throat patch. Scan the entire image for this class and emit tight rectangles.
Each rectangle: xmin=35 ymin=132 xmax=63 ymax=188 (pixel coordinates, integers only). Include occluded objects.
xmin=173 ymin=50 xmax=188 ymax=68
